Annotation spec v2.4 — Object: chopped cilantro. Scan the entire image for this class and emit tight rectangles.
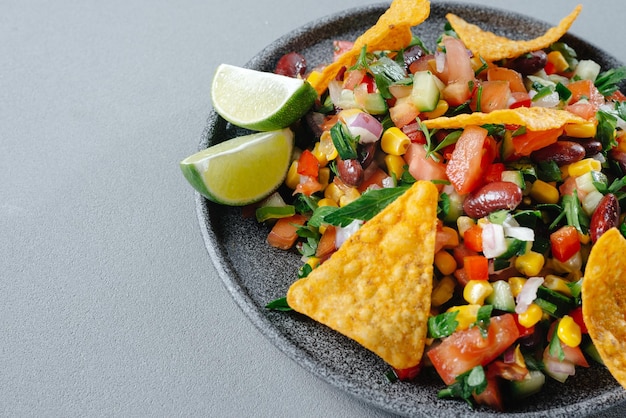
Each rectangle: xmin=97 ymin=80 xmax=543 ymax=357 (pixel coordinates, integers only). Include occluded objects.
xmin=438 ymin=366 xmax=487 ymax=407
xmin=428 ymin=310 xmax=459 ymax=339
xmin=265 ymin=297 xmax=292 ymax=312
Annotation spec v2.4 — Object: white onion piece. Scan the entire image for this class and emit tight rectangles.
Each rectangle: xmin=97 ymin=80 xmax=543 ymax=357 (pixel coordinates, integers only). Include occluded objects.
xmin=544 ymin=357 xmax=576 ymax=378
xmin=530 ymin=91 xmax=560 ymax=108
xmin=381 ymin=176 xmax=395 ymax=188
xmin=435 ymin=51 xmax=446 ymax=73
xmin=335 ymin=219 xmax=363 ymax=248
xmin=515 ymin=276 xmax=544 ymax=314
xmin=344 ymin=111 xmax=383 ymax=144
xmin=481 ymin=223 xmax=507 ymax=259
xmin=504 ymin=225 xmax=535 ymax=242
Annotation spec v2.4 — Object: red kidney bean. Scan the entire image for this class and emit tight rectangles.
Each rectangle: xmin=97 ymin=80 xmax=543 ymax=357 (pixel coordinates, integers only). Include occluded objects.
xmin=463 ymin=181 xmax=523 ymax=219
xmin=530 ymin=141 xmax=586 ymax=166
xmin=337 ymin=158 xmax=364 ymax=187
xmin=274 ymin=52 xmax=307 ymax=78
xmin=568 ymin=138 xmax=603 ymax=157
xmin=506 ymin=50 xmax=547 ymax=75
xmin=402 ymin=44 xmax=426 ymax=68
xmin=357 ymin=142 xmax=377 ymax=170
xmin=589 ymin=193 xmax=621 ymax=243
xmin=609 ymin=148 xmax=626 ymax=173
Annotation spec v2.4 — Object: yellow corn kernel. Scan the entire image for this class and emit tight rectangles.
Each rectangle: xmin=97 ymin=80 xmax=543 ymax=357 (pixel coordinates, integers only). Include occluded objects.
xmin=318 ymin=167 xmax=330 ymax=190
xmin=513 ymin=345 xmax=527 ymax=369
xmin=422 ymin=100 xmax=449 ymax=119
xmin=517 ymin=303 xmax=543 ymax=328
xmin=578 ymin=232 xmax=590 ymax=245
xmin=311 ymin=142 xmax=328 ymax=166
xmin=515 ymin=251 xmax=545 ymax=277
xmin=618 ymin=137 xmax=626 ymax=154
xmin=559 ymin=165 xmax=570 ymax=180
xmin=463 ymin=280 xmax=494 ymax=305
xmin=547 ymin=50 xmax=570 ymax=73
xmin=530 ymin=180 xmax=560 ymax=204
xmin=447 ymin=304 xmax=480 ymax=331
xmin=319 ymin=130 xmax=339 ymax=161
xmin=568 ymin=158 xmax=602 ymax=177
xmin=384 ymin=154 xmax=406 ymax=179
xmin=318 ymin=224 xmax=328 ymax=234
xmin=305 ymin=256 xmax=321 ymax=269
xmin=456 ymin=216 xmax=476 ymax=237
xmin=339 ymin=187 xmax=361 ymax=207
xmin=306 ymin=70 xmax=323 ymax=87
xmin=381 ymin=127 xmax=411 ymax=156
xmin=285 ymin=160 xmax=300 ymax=190
xmin=508 ymin=277 xmax=527 ymax=297
xmin=434 ymin=250 xmax=457 ymax=276
xmin=563 ymin=121 xmax=597 ymax=139
xmin=431 ymin=275 xmax=456 ymax=307
xmin=543 ymin=274 xmax=572 ymax=297
xmin=557 ymin=315 xmax=582 ymax=347
xmin=324 ymin=182 xmax=344 ymax=203
xmin=317 ymin=198 xmax=338 ymax=208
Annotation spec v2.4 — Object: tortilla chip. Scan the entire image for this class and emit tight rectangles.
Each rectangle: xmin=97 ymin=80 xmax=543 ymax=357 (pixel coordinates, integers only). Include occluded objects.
xmin=447 ymin=5 xmax=582 ymax=62
xmin=582 ymin=227 xmax=626 ymax=389
xmin=308 ymin=0 xmax=431 ymax=95
xmin=421 ymin=107 xmax=587 ymax=131
xmin=286 ymin=181 xmax=438 ymax=369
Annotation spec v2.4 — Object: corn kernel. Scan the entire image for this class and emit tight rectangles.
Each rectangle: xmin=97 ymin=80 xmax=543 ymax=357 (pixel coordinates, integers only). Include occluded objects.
xmin=306 ymin=70 xmax=323 ymax=87
xmin=513 ymin=345 xmax=527 ymax=369
xmin=447 ymin=304 xmax=481 ymax=330
xmin=384 ymin=154 xmax=406 ymax=180
xmin=557 ymin=315 xmax=582 ymax=347
xmin=285 ymin=160 xmax=300 ymax=190
xmin=508 ymin=277 xmax=527 ymax=297
xmin=317 ymin=198 xmax=338 ymax=208
xmin=515 ymin=251 xmax=545 ymax=277
xmin=319 ymin=130 xmax=339 ymax=161
xmin=324 ymin=182 xmax=344 ymax=203
xmin=339 ymin=187 xmax=361 ymax=207
xmin=530 ymin=180 xmax=560 ymax=204
xmin=435 ymin=250 xmax=457 ymax=276
xmin=381 ymin=127 xmax=411 ymax=156
xmin=463 ymin=280 xmax=494 ymax=305
xmin=318 ymin=224 xmax=327 ymax=234
xmin=543 ymin=274 xmax=572 ymax=297
xmin=563 ymin=121 xmax=597 ymax=139
xmin=431 ymin=275 xmax=456 ymax=307
xmin=517 ymin=303 xmax=543 ymax=328
xmin=311 ymin=142 xmax=328 ymax=166
xmin=568 ymin=158 xmax=602 ymax=177
xmin=305 ymin=256 xmax=321 ymax=269
xmin=547 ymin=50 xmax=570 ymax=72
xmin=440 ymin=226 xmax=460 ymax=249
xmin=422 ymin=100 xmax=449 ymax=119
xmin=456 ymin=216 xmax=476 ymax=237
xmin=318 ymin=167 xmax=330 ymax=190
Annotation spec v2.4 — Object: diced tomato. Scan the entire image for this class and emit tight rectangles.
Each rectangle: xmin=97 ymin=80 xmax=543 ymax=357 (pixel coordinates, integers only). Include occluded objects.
xmin=511 ymin=128 xmax=563 ymax=156
xmin=513 ymin=314 xmax=536 ymax=338
xmin=487 ymin=67 xmax=527 ymax=93
xmin=544 ymin=61 xmax=557 ymax=75
xmin=565 ymin=101 xmax=597 ymax=120
xmin=463 ymin=255 xmax=489 ymax=281
xmin=402 ymin=122 xmax=427 ymax=143
xmin=332 ymin=40 xmax=354 ymax=61
xmin=441 ymin=37 xmax=475 ymax=106
xmin=509 ymin=91 xmax=532 ymax=109
xmin=608 ymin=90 xmax=626 ymax=102
xmin=409 ymin=55 xmax=435 ymax=74
xmin=342 ymin=69 xmax=365 ymax=90
xmin=294 ymin=176 xmax=323 ymax=196
xmin=454 ymin=267 xmax=470 ymax=287
xmin=315 ymin=225 xmax=337 ymax=259
xmin=452 ymin=244 xmax=479 ymax=267
xmin=267 ymin=214 xmax=308 ymax=250
xmin=473 ymin=373 xmax=504 ymax=411
xmin=427 ymin=314 xmax=520 ymax=385
xmin=389 ymin=98 xmax=420 ymax=128
xmin=464 ymin=225 xmax=484 ymax=252
xmin=297 ymin=149 xmax=319 ymax=178
xmin=392 ymin=363 xmax=423 ymax=381
xmin=484 ymin=162 xmax=504 ymax=183
xmin=569 ymin=306 xmax=588 ymax=334
xmin=443 ymin=82 xmax=472 ymax=107
xmin=550 ymin=225 xmax=581 ymax=263
xmin=567 ymin=79 xmax=605 ymax=110
xmin=404 ymin=142 xmax=448 ymax=185
xmin=357 ymin=167 xmax=388 ymax=192
xmin=471 ymin=80 xmax=511 ymax=113
xmin=446 ymin=125 xmax=490 ymax=194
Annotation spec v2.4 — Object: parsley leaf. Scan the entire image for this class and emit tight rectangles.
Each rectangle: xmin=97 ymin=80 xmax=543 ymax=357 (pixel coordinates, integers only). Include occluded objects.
xmin=595 ymin=66 xmax=626 ymax=96
xmin=596 ymin=109 xmax=618 ymax=152
xmin=438 ymin=366 xmax=487 ymax=407
xmin=428 ymin=310 xmax=459 ymax=338
xmin=471 ymin=305 xmax=493 ymax=339
xmin=265 ymin=297 xmax=292 ymax=312
xmin=549 ymin=322 xmax=566 ymax=361
xmin=330 ymin=121 xmax=359 ymax=160
xmin=323 ymin=186 xmax=410 ymax=227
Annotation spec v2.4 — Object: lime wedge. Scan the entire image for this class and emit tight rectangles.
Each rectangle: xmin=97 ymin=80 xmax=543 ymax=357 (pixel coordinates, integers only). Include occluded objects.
xmin=211 ymin=64 xmax=317 ymax=131
xmin=180 ymin=129 xmax=294 ymax=206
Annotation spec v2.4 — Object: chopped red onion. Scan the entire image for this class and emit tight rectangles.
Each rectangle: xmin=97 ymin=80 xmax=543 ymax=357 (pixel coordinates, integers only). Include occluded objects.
xmin=515 ymin=276 xmax=544 ymax=314
xmin=481 ymin=223 xmax=507 ymax=259
xmin=335 ymin=219 xmax=363 ymax=248
xmin=344 ymin=111 xmax=383 ymax=144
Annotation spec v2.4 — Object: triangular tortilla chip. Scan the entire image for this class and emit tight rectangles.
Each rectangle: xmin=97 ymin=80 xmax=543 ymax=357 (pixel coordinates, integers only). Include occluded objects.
xmin=287 ymin=181 xmax=438 ymax=369
xmin=447 ymin=5 xmax=582 ymax=62
xmin=308 ymin=0 xmax=431 ymax=95
xmin=582 ymin=227 xmax=626 ymax=389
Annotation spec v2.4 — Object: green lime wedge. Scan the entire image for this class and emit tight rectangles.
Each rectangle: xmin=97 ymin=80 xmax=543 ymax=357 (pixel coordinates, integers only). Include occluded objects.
xmin=180 ymin=129 xmax=294 ymax=205
xmin=211 ymin=64 xmax=317 ymax=131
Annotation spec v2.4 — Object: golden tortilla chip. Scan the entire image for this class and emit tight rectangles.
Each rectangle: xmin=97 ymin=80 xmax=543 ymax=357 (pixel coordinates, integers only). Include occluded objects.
xmin=308 ymin=0 xmax=431 ymax=95
xmin=447 ymin=5 xmax=582 ymax=62
xmin=582 ymin=227 xmax=626 ymax=389
xmin=286 ymin=181 xmax=438 ymax=369
xmin=421 ymin=107 xmax=587 ymax=131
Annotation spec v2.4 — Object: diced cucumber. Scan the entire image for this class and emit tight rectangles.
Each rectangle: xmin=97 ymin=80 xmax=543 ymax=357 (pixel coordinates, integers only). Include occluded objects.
xmin=573 ymin=59 xmax=602 ymax=81
xmin=536 ymin=286 xmax=575 ymax=317
xmin=507 ymin=370 xmax=546 ymax=400
xmin=442 ymin=187 xmax=465 ymax=224
xmin=485 ymin=280 xmax=516 ymax=312
xmin=582 ymin=340 xmax=604 ymax=365
xmin=502 ymin=170 xmax=525 ymax=190
xmin=582 ymin=189 xmax=604 ymax=216
xmin=362 ymin=92 xmax=388 ymax=115
xmin=500 ymin=131 xmax=516 ymax=161
xmin=411 ymin=71 xmax=440 ymax=112
xmin=574 ymin=170 xmax=607 ymax=194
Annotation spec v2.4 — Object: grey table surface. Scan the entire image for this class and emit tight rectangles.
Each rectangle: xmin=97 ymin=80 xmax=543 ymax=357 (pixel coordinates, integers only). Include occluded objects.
xmin=3 ymin=0 xmax=626 ymax=416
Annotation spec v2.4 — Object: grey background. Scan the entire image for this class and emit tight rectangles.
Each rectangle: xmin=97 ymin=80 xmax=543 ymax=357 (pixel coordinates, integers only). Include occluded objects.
xmin=2 ymin=0 xmax=625 ymax=416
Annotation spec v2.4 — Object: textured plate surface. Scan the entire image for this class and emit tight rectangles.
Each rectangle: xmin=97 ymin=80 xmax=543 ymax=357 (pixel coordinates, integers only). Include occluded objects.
xmin=196 ymin=2 xmax=626 ymax=416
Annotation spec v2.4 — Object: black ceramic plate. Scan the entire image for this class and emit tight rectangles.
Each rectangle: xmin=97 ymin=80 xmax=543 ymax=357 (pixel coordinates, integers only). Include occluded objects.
xmin=197 ymin=2 xmax=626 ymax=416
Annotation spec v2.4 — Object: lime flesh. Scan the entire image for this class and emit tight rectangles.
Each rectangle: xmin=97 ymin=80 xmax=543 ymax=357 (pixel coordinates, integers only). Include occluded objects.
xmin=211 ymin=64 xmax=317 ymax=131
xmin=180 ymin=129 xmax=294 ymax=206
